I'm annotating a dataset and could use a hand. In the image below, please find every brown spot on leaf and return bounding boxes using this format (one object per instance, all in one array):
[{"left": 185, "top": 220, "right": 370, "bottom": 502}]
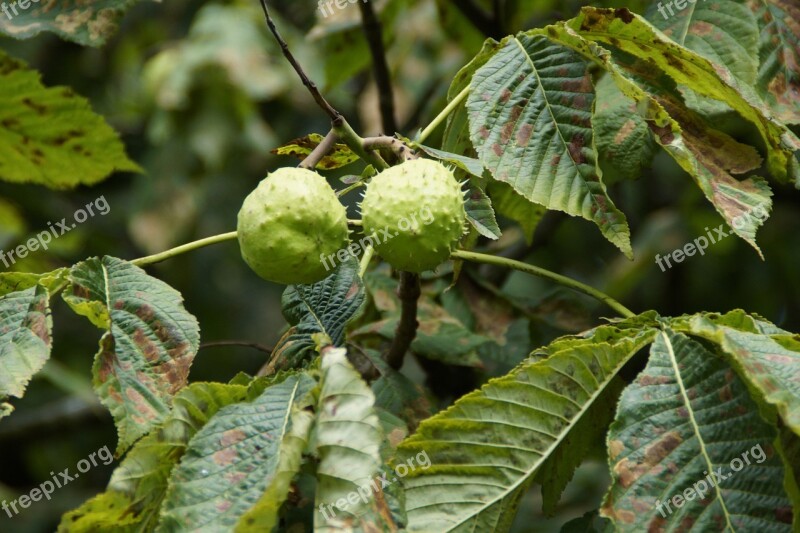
[{"left": 615, "top": 8, "right": 634, "bottom": 23}]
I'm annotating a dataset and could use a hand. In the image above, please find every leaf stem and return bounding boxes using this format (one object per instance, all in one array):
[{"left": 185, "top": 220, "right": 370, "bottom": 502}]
[
  {"left": 131, "top": 231, "right": 238, "bottom": 268},
  {"left": 337, "top": 181, "right": 366, "bottom": 198},
  {"left": 417, "top": 86, "right": 470, "bottom": 144},
  {"left": 450, "top": 249, "right": 635, "bottom": 318}
]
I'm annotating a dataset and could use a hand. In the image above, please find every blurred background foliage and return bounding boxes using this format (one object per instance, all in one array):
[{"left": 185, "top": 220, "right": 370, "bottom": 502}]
[{"left": 0, "top": 0, "right": 798, "bottom": 531}]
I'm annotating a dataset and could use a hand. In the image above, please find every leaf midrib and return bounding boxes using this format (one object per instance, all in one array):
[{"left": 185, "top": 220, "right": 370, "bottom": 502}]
[
  {"left": 440, "top": 337, "right": 652, "bottom": 532},
  {"left": 660, "top": 330, "right": 735, "bottom": 532}
]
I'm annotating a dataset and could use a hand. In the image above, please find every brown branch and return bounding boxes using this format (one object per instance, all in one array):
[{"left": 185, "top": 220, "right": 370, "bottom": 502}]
[
  {"left": 452, "top": 0, "right": 505, "bottom": 39},
  {"left": 358, "top": 0, "right": 397, "bottom": 133},
  {"left": 258, "top": 0, "right": 341, "bottom": 121},
  {"left": 362, "top": 135, "right": 419, "bottom": 163},
  {"left": 384, "top": 272, "right": 421, "bottom": 370},
  {"left": 299, "top": 129, "right": 339, "bottom": 169}
]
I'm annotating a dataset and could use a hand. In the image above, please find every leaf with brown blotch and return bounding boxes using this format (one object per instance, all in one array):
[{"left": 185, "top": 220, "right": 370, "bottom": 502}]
[
  {"left": 272, "top": 133, "right": 359, "bottom": 170},
  {"left": 602, "top": 330, "right": 792, "bottom": 531},
  {"left": 0, "top": 285, "right": 52, "bottom": 399},
  {"left": 63, "top": 257, "right": 200, "bottom": 453}
]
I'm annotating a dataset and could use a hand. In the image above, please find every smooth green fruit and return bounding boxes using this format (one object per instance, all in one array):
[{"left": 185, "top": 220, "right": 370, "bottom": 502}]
[
  {"left": 237, "top": 168, "right": 349, "bottom": 285},
  {"left": 361, "top": 159, "right": 465, "bottom": 273}
]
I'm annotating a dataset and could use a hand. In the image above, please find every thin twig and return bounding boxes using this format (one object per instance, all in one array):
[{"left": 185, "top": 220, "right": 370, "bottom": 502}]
[
  {"left": 299, "top": 130, "right": 339, "bottom": 169},
  {"left": 258, "top": 0, "right": 341, "bottom": 120},
  {"left": 362, "top": 135, "right": 419, "bottom": 162},
  {"left": 452, "top": 0, "right": 504, "bottom": 39},
  {"left": 358, "top": 0, "right": 397, "bottom": 133},
  {"left": 199, "top": 341, "right": 273, "bottom": 354},
  {"left": 385, "top": 272, "right": 421, "bottom": 370},
  {"left": 451, "top": 249, "right": 636, "bottom": 318}
]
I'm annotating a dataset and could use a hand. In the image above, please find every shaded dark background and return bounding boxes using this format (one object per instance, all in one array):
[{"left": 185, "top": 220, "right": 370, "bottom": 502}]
[{"left": 0, "top": 0, "right": 797, "bottom": 531}]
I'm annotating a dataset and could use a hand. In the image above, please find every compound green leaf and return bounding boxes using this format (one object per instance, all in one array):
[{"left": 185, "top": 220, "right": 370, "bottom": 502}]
[
  {"left": 750, "top": 0, "right": 800, "bottom": 124},
  {"left": 314, "top": 347, "right": 386, "bottom": 531},
  {"left": 58, "top": 382, "right": 250, "bottom": 532},
  {"left": 602, "top": 330, "right": 792, "bottom": 531},
  {"left": 467, "top": 33, "right": 633, "bottom": 258},
  {"left": 677, "top": 312, "right": 800, "bottom": 436},
  {"left": 157, "top": 374, "right": 316, "bottom": 531},
  {"left": 566, "top": 7, "right": 800, "bottom": 185},
  {"left": 647, "top": 0, "right": 760, "bottom": 86},
  {"left": 64, "top": 257, "right": 200, "bottom": 453},
  {"left": 0, "top": 285, "right": 52, "bottom": 398},
  {"left": 395, "top": 316, "right": 658, "bottom": 532},
  {"left": 534, "top": 23, "right": 773, "bottom": 254},
  {"left": 267, "top": 257, "right": 365, "bottom": 373},
  {"left": 0, "top": 0, "right": 141, "bottom": 46},
  {"left": 0, "top": 51, "right": 139, "bottom": 188}
]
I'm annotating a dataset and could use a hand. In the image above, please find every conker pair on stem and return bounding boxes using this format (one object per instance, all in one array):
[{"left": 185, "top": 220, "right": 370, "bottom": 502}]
[{"left": 237, "top": 159, "right": 466, "bottom": 285}]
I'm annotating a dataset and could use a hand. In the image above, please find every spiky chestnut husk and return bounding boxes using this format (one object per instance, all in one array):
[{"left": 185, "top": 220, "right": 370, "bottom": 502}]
[
  {"left": 360, "top": 159, "right": 466, "bottom": 273},
  {"left": 237, "top": 168, "right": 349, "bottom": 285}
]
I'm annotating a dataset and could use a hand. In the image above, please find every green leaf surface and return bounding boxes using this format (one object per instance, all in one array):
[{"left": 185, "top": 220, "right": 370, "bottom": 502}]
[
  {"left": 64, "top": 257, "right": 200, "bottom": 453},
  {"left": 268, "top": 257, "right": 366, "bottom": 372},
  {"left": 442, "top": 39, "right": 504, "bottom": 161},
  {"left": 0, "top": 269, "right": 68, "bottom": 298},
  {"left": 58, "top": 382, "right": 250, "bottom": 532},
  {"left": 602, "top": 330, "right": 792, "bottom": 531},
  {"left": 750, "top": 0, "right": 800, "bottom": 124},
  {"left": 0, "top": 0, "right": 140, "bottom": 46},
  {"left": 157, "top": 374, "right": 316, "bottom": 531},
  {"left": 0, "top": 285, "right": 52, "bottom": 398},
  {"left": 272, "top": 133, "right": 359, "bottom": 170},
  {"left": 486, "top": 180, "right": 546, "bottom": 243},
  {"left": 415, "top": 145, "right": 485, "bottom": 179},
  {"left": 566, "top": 7, "right": 800, "bottom": 185},
  {"left": 314, "top": 347, "right": 387, "bottom": 531},
  {"left": 236, "top": 407, "right": 314, "bottom": 532},
  {"left": 593, "top": 75, "right": 655, "bottom": 181},
  {"left": 0, "top": 51, "right": 139, "bottom": 188},
  {"left": 676, "top": 312, "right": 800, "bottom": 435},
  {"left": 464, "top": 186, "right": 502, "bottom": 240},
  {"left": 647, "top": 0, "right": 760, "bottom": 85},
  {"left": 467, "top": 33, "right": 633, "bottom": 258},
  {"left": 58, "top": 492, "right": 140, "bottom": 533},
  {"left": 395, "top": 316, "right": 658, "bottom": 532}
]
